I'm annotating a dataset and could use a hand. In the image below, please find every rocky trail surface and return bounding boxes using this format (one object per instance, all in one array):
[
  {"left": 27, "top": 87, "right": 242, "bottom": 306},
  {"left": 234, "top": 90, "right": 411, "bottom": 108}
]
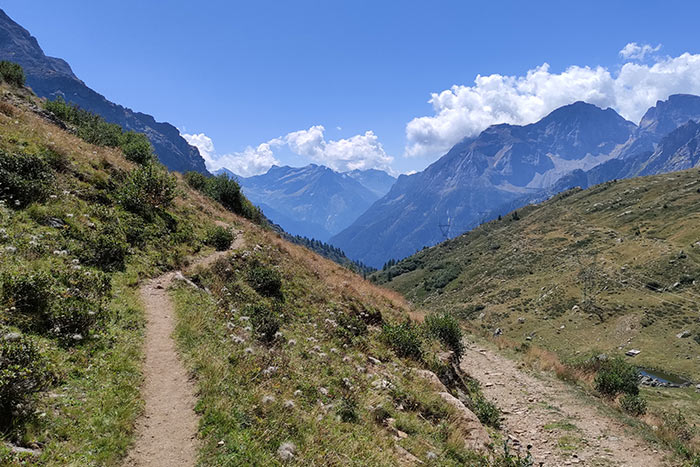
[
  {"left": 460, "top": 343, "right": 670, "bottom": 466},
  {"left": 123, "top": 230, "right": 244, "bottom": 467}
]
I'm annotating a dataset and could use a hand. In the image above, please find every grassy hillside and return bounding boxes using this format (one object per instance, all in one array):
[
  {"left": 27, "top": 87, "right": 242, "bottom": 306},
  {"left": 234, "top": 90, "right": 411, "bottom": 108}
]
[
  {"left": 0, "top": 79, "right": 264, "bottom": 464},
  {"left": 0, "top": 69, "right": 533, "bottom": 466},
  {"left": 373, "top": 169, "right": 700, "bottom": 460},
  {"left": 375, "top": 172, "right": 700, "bottom": 378}
]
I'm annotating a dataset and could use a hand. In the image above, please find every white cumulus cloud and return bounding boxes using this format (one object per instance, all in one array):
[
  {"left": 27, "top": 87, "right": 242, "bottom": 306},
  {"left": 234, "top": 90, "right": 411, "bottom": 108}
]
[
  {"left": 184, "top": 126, "right": 393, "bottom": 176},
  {"left": 619, "top": 42, "right": 661, "bottom": 61},
  {"left": 284, "top": 125, "right": 393, "bottom": 172},
  {"left": 182, "top": 132, "right": 280, "bottom": 177},
  {"left": 405, "top": 50, "right": 700, "bottom": 158}
]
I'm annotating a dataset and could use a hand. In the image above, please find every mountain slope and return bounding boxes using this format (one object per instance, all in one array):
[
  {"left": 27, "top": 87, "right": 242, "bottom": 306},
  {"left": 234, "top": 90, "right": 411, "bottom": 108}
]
[
  {"left": 0, "top": 9, "right": 208, "bottom": 174},
  {"left": 332, "top": 102, "right": 636, "bottom": 267},
  {"left": 375, "top": 169, "right": 700, "bottom": 381},
  {"left": 237, "top": 164, "right": 394, "bottom": 241}
]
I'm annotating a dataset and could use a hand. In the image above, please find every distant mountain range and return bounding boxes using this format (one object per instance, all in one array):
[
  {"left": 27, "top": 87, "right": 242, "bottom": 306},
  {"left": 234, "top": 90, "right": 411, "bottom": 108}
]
[
  {"left": 0, "top": 9, "right": 208, "bottom": 174},
  {"left": 216, "top": 165, "right": 396, "bottom": 241},
  {"left": 331, "top": 95, "right": 700, "bottom": 267}
]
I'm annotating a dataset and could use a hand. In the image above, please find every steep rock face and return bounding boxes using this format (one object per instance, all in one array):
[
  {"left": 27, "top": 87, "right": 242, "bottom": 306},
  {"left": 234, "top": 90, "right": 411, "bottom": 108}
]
[
  {"left": 639, "top": 94, "right": 700, "bottom": 139},
  {"left": 553, "top": 94, "right": 700, "bottom": 192},
  {"left": 639, "top": 120, "right": 700, "bottom": 175},
  {"left": 236, "top": 164, "right": 391, "bottom": 241},
  {"left": 0, "top": 9, "right": 208, "bottom": 174},
  {"left": 331, "top": 103, "right": 636, "bottom": 267}
]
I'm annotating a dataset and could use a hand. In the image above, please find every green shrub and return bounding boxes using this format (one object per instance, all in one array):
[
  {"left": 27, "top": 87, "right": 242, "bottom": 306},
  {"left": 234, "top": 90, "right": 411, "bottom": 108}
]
[
  {"left": 335, "top": 312, "right": 368, "bottom": 342},
  {"left": 44, "top": 98, "right": 122, "bottom": 147},
  {"left": 245, "top": 303, "right": 280, "bottom": 343},
  {"left": 473, "top": 395, "right": 501, "bottom": 429},
  {"left": 620, "top": 393, "right": 647, "bottom": 416},
  {"left": 424, "top": 262, "right": 461, "bottom": 291},
  {"left": 247, "top": 265, "right": 283, "bottom": 299},
  {"left": 0, "top": 150, "right": 55, "bottom": 208},
  {"left": 205, "top": 226, "right": 234, "bottom": 251},
  {"left": 119, "top": 131, "right": 153, "bottom": 165},
  {"left": 336, "top": 395, "right": 359, "bottom": 422},
  {"left": 594, "top": 356, "right": 639, "bottom": 397},
  {"left": 0, "top": 333, "right": 50, "bottom": 429},
  {"left": 382, "top": 320, "right": 423, "bottom": 360},
  {"left": 207, "top": 174, "right": 244, "bottom": 213},
  {"left": 184, "top": 171, "right": 208, "bottom": 191},
  {"left": 1, "top": 270, "right": 55, "bottom": 330},
  {"left": 80, "top": 227, "right": 130, "bottom": 272},
  {"left": 0, "top": 61, "right": 25, "bottom": 87},
  {"left": 118, "top": 164, "right": 177, "bottom": 215},
  {"left": 425, "top": 311, "right": 464, "bottom": 361},
  {"left": 44, "top": 98, "right": 155, "bottom": 163},
  {"left": 48, "top": 297, "right": 99, "bottom": 342}
]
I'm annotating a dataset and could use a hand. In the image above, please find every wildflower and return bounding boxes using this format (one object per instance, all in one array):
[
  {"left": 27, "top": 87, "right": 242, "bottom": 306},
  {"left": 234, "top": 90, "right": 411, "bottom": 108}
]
[
  {"left": 288, "top": 339, "right": 297, "bottom": 346},
  {"left": 283, "top": 400, "right": 295, "bottom": 409},
  {"left": 293, "top": 390, "right": 302, "bottom": 397},
  {"left": 261, "top": 395, "right": 276, "bottom": 404},
  {"left": 244, "top": 347, "right": 254, "bottom": 354},
  {"left": 262, "top": 366, "right": 278, "bottom": 376},
  {"left": 232, "top": 336, "right": 245, "bottom": 344},
  {"left": 318, "top": 387, "right": 329, "bottom": 396}
]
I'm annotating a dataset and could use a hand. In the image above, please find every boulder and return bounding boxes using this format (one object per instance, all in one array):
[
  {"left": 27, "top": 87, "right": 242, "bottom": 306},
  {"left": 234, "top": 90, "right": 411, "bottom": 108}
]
[
  {"left": 411, "top": 368, "right": 448, "bottom": 392},
  {"left": 676, "top": 330, "right": 691, "bottom": 339},
  {"left": 437, "top": 392, "right": 491, "bottom": 452}
]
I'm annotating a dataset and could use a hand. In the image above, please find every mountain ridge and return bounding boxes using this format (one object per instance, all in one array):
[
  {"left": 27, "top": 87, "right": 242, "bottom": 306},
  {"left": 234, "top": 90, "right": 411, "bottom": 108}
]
[
  {"left": 332, "top": 95, "right": 700, "bottom": 267},
  {"left": 226, "top": 164, "right": 396, "bottom": 241},
  {"left": 0, "top": 8, "right": 208, "bottom": 174}
]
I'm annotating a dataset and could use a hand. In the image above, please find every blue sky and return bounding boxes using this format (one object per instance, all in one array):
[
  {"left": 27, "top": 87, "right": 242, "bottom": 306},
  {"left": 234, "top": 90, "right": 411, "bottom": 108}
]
[{"left": 4, "top": 1, "right": 700, "bottom": 175}]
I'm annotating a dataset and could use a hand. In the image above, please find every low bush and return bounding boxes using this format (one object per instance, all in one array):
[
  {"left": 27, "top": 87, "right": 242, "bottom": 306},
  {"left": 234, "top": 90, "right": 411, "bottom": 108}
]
[
  {"left": 119, "top": 131, "right": 153, "bottom": 165},
  {"left": 336, "top": 395, "right": 359, "bottom": 422},
  {"left": 1, "top": 270, "right": 55, "bottom": 330},
  {"left": 184, "top": 171, "right": 208, "bottom": 191},
  {"left": 594, "top": 356, "right": 639, "bottom": 397},
  {"left": 205, "top": 226, "right": 234, "bottom": 251},
  {"left": 44, "top": 98, "right": 155, "bottom": 164},
  {"left": 247, "top": 265, "right": 283, "bottom": 299},
  {"left": 245, "top": 303, "right": 281, "bottom": 343},
  {"left": 382, "top": 320, "right": 423, "bottom": 360},
  {"left": 80, "top": 227, "right": 130, "bottom": 272},
  {"left": 0, "top": 150, "right": 55, "bottom": 208},
  {"left": 473, "top": 395, "right": 501, "bottom": 428},
  {"left": 118, "top": 164, "right": 177, "bottom": 215},
  {"left": 620, "top": 393, "right": 647, "bottom": 416},
  {"left": 2, "top": 268, "right": 109, "bottom": 341},
  {"left": 0, "top": 61, "right": 25, "bottom": 87},
  {"left": 0, "top": 333, "right": 50, "bottom": 429},
  {"left": 425, "top": 311, "right": 464, "bottom": 361}
]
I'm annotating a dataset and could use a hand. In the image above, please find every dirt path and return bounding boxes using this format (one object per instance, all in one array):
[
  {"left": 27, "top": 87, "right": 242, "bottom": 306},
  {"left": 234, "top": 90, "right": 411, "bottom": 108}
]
[
  {"left": 460, "top": 343, "right": 670, "bottom": 466},
  {"left": 123, "top": 231, "right": 244, "bottom": 467}
]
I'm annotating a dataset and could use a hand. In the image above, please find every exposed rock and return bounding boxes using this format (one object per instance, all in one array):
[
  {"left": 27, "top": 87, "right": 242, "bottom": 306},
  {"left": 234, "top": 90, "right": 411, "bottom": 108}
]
[
  {"left": 3, "top": 332, "right": 21, "bottom": 341},
  {"left": 625, "top": 349, "right": 641, "bottom": 357},
  {"left": 493, "top": 328, "right": 503, "bottom": 337},
  {"left": 676, "top": 330, "right": 691, "bottom": 339},
  {"left": 437, "top": 392, "right": 491, "bottom": 452},
  {"left": 411, "top": 368, "right": 448, "bottom": 392},
  {"left": 277, "top": 442, "right": 296, "bottom": 461}
]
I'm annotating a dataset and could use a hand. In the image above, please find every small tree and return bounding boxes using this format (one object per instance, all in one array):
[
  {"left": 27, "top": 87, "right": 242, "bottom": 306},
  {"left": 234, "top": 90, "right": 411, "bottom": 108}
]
[
  {"left": 0, "top": 61, "right": 25, "bottom": 87},
  {"left": 118, "top": 164, "right": 177, "bottom": 215}
]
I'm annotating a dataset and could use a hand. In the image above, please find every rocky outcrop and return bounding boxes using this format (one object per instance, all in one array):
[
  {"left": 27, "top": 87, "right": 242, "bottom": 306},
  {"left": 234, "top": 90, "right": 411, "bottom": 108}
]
[{"left": 437, "top": 392, "right": 491, "bottom": 453}]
